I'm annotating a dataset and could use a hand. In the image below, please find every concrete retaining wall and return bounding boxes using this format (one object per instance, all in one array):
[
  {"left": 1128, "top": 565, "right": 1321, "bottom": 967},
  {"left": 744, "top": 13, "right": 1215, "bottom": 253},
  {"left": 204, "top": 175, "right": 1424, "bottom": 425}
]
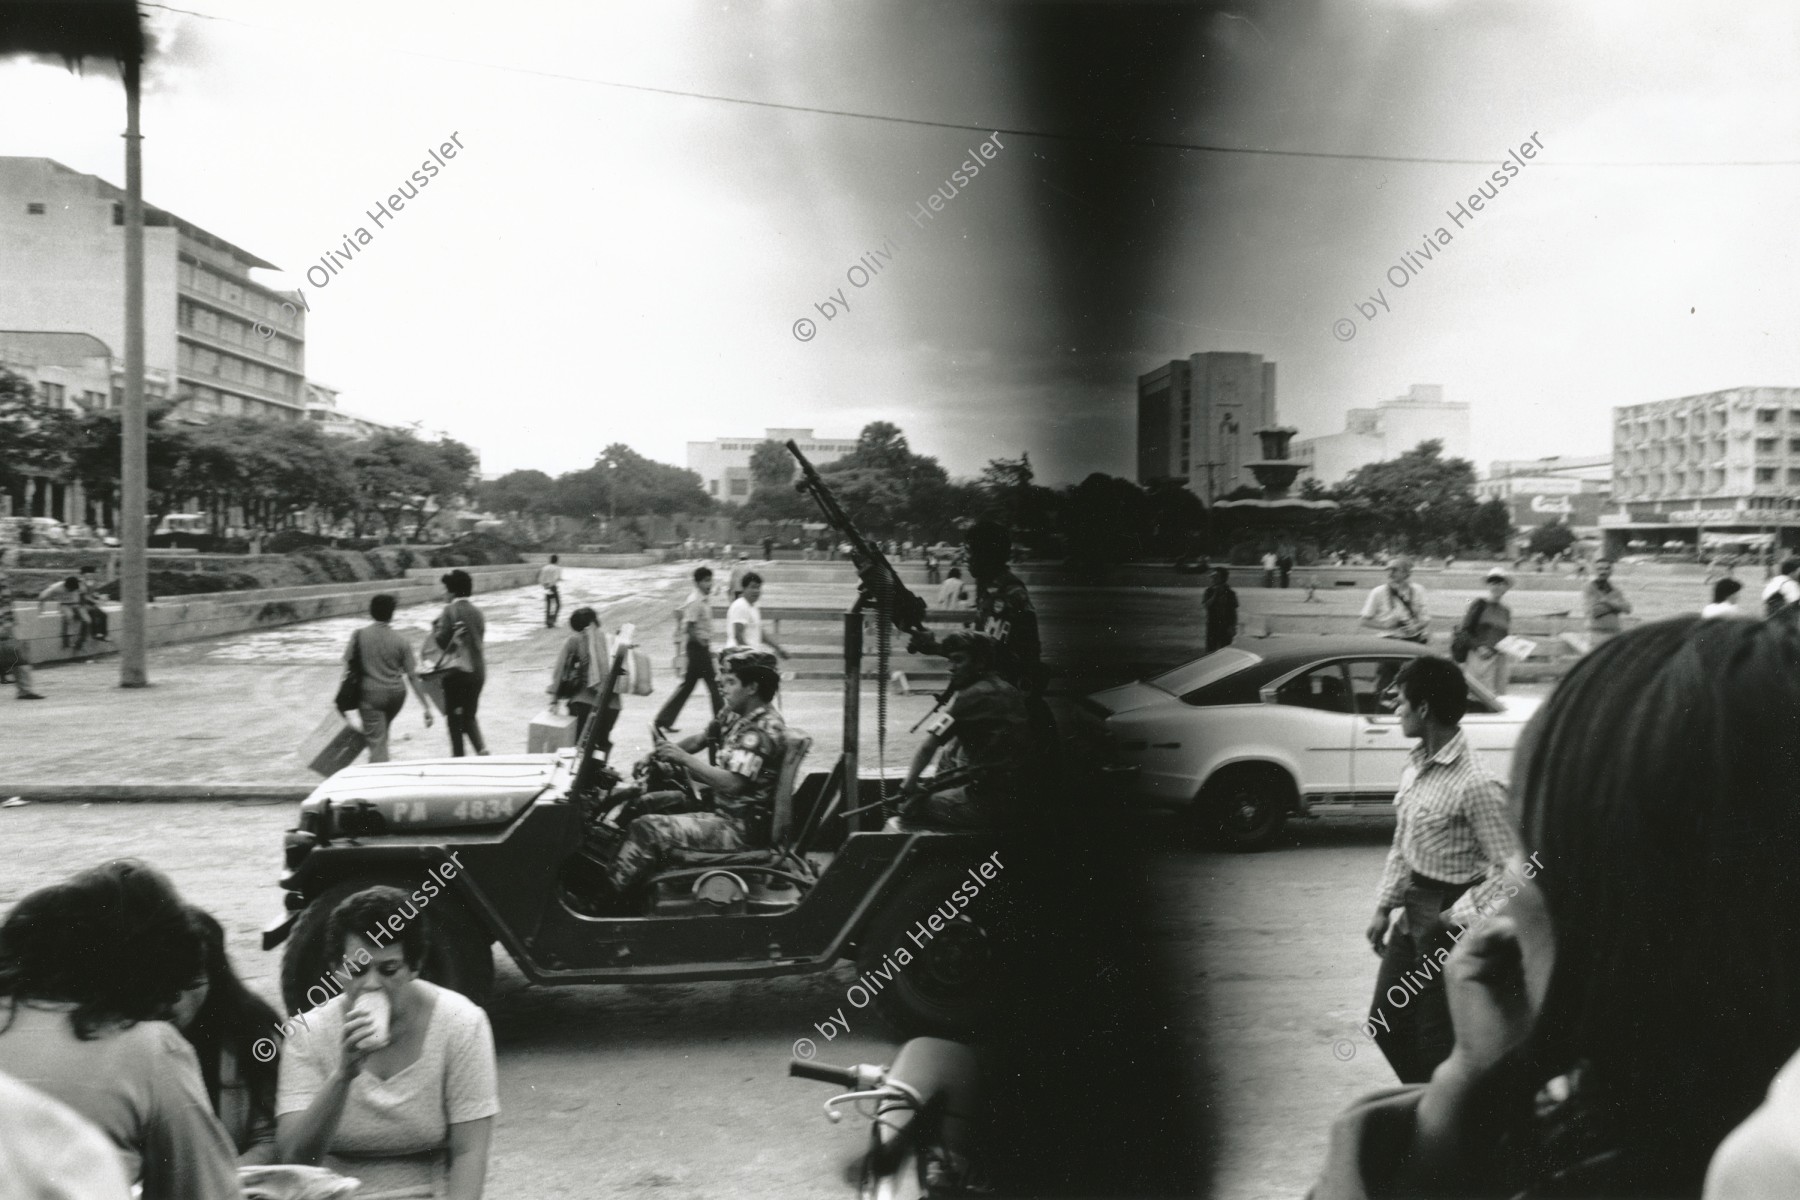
[
  {"left": 15, "top": 564, "right": 541, "bottom": 665},
  {"left": 520, "top": 552, "right": 663, "bottom": 569}
]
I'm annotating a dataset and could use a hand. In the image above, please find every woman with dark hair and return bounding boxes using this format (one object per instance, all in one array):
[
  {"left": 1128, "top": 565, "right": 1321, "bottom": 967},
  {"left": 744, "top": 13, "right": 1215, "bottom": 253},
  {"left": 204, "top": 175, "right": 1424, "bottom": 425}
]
[
  {"left": 430, "top": 570, "right": 488, "bottom": 757},
  {"left": 276, "top": 884, "right": 497, "bottom": 1198},
  {"left": 546, "top": 607, "right": 613, "bottom": 735},
  {"left": 0, "top": 859, "right": 243, "bottom": 1199},
  {"left": 347, "top": 592, "right": 436, "bottom": 764},
  {"left": 173, "top": 907, "right": 281, "bottom": 1163},
  {"left": 1314, "top": 615, "right": 1800, "bottom": 1198}
]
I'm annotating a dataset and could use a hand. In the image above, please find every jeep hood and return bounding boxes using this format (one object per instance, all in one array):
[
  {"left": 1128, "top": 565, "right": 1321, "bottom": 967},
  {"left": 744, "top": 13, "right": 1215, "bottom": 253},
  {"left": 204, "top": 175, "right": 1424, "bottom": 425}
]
[{"left": 301, "top": 754, "right": 569, "bottom": 814}]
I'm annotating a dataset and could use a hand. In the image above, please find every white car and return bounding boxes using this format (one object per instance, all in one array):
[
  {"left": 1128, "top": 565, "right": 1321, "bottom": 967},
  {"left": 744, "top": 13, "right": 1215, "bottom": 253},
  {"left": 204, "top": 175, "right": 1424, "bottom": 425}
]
[{"left": 1080, "top": 636, "right": 1541, "bottom": 850}]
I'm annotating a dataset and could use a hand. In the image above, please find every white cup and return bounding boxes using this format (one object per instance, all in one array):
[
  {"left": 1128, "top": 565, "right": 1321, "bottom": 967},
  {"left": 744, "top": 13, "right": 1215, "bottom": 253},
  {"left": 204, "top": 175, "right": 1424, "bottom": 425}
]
[{"left": 350, "top": 989, "right": 391, "bottom": 1050}]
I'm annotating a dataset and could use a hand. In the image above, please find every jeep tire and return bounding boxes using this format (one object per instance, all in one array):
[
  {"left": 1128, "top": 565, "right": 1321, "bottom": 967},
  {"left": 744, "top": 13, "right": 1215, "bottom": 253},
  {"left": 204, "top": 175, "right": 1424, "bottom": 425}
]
[
  {"left": 856, "top": 865, "right": 1005, "bottom": 1038},
  {"left": 281, "top": 877, "right": 495, "bottom": 1015}
]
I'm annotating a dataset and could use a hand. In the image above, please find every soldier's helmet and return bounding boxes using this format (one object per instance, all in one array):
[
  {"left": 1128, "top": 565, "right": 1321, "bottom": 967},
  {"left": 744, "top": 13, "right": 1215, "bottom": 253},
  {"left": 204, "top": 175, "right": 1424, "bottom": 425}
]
[{"left": 720, "top": 646, "right": 781, "bottom": 695}]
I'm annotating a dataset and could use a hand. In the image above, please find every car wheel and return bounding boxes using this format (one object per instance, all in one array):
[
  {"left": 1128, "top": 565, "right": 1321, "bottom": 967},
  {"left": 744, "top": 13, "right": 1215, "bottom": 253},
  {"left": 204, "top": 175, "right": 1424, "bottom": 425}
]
[
  {"left": 281, "top": 878, "right": 495, "bottom": 1016},
  {"left": 1198, "top": 766, "right": 1292, "bottom": 852},
  {"left": 856, "top": 865, "right": 1008, "bottom": 1038}
]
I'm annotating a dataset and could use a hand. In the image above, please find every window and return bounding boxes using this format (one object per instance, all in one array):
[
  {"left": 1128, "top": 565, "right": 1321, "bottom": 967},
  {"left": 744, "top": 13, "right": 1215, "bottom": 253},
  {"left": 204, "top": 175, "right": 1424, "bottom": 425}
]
[
  {"left": 708, "top": 480, "right": 719, "bottom": 495},
  {"left": 26, "top": 202, "right": 45, "bottom": 215},
  {"left": 729, "top": 478, "right": 748, "bottom": 497},
  {"left": 1788, "top": 469, "right": 1800, "bottom": 486},
  {"left": 1275, "top": 664, "right": 1353, "bottom": 714},
  {"left": 1344, "top": 660, "right": 1405, "bottom": 716},
  {"left": 1758, "top": 468, "right": 1777, "bottom": 483},
  {"left": 1758, "top": 439, "right": 1778, "bottom": 454},
  {"left": 1759, "top": 409, "right": 1779, "bottom": 424},
  {"left": 1789, "top": 439, "right": 1800, "bottom": 454}
]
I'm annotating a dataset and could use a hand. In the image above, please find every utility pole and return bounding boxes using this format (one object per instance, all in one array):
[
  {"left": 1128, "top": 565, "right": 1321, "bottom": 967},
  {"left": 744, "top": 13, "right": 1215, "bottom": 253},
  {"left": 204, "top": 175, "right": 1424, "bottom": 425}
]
[{"left": 119, "top": 49, "right": 148, "bottom": 686}]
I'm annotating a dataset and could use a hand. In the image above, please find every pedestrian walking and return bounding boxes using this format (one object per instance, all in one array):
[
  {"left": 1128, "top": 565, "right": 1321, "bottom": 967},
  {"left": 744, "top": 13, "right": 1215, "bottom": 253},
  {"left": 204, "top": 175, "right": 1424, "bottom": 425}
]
[
  {"left": 655, "top": 565, "right": 722, "bottom": 732},
  {"left": 539, "top": 553, "right": 563, "bottom": 627},
  {"left": 548, "top": 607, "right": 611, "bottom": 734},
  {"left": 937, "top": 567, "right": 969, "bottom": 610},
  {"left": 344, "top": 593, "right": 435, "bottom": 763},
  {"left": 1582, "top": 560, "right": 1633, "bottom": 648},
  {"left": 1277, "top": 551, "right": 1293, "bottom": 589},
  {"left": 1761, "top": 555, "right": 1800, "bottom": 617},
  {"left": 1359, "top": 557, "right": 1430, "bottom": 643},
  {"left": 1202, "top": 567, "right": 1238, "bottom": 653},
  {"left": 0, "top": 546, "right": 44, "bottom": 699},
  {"left": 1703, "top": 577, "right": 1750, "bottom": 619},
  {"left": 1364, "top": 656, "right": 1522, "bottom": 1084},
  {"left": 924, "top": 548, "right": 940, "bottom": 586},
  {"left": 727, "top": 552, "right": 752, "bottom": 600},
  {"left": 725, "top": 572, "right": 792, "bottom": 661},
  {"left": 1453, "top": 569, "right": 1514, "bottom": 695},
  {"left": 1261, "top": 550, "right": 1278, "bottom": 588},
  {"left": 429, "top": 570, "right": 488, "bottom": 756}
]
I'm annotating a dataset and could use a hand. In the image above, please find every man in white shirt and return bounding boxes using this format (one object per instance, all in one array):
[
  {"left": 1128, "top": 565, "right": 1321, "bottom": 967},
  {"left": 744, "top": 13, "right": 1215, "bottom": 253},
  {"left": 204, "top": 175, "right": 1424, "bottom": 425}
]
[
  {"left": 1360, "top": 557, "right": 1430, "bottom": 644},
  {"left": 725, "top": 573, "right": 791, "bottom": 659},
  {"left": 937, "top": 567, "right": 969, "bottom": 610},
  {"left": 1762, "top": 556, "right": 1800, "bottom": 617},
  {"left": 539, "top": 554, "right": 564, "bottom": 628}
]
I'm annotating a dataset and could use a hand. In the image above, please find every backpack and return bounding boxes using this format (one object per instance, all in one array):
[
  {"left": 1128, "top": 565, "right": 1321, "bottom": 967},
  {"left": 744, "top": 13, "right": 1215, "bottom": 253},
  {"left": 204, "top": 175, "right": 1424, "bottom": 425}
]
[{"left": 1451, "top": 599, "right": 1486, "bottom": 664}]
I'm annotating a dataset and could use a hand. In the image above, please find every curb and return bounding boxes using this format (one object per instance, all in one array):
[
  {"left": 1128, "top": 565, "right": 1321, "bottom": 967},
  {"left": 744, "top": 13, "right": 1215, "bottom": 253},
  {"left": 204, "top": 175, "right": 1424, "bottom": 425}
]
[{"left": 0, "top": 784, "right": 313, "bottom": 804}]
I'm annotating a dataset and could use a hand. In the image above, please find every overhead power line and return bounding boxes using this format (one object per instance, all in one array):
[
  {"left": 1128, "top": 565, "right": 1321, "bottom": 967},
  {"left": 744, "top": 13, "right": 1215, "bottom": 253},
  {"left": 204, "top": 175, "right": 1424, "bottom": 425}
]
[{"left": 135, "top": 2, "right": 1800, "bottom": 168}]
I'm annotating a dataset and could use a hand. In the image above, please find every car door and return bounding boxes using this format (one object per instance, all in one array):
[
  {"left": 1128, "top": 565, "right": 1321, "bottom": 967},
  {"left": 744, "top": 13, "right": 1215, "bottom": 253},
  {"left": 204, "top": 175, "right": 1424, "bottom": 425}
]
[
  {"left": 1265, "top": 661, "right": 1355, "bottom": 792},
  {"left": 1346, "top": 657, "right": 1412, "bottom": 794}
]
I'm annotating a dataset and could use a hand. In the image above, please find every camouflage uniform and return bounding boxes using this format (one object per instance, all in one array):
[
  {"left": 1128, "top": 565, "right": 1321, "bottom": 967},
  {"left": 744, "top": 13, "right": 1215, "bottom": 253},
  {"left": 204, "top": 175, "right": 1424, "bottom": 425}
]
[
  {"left": 606, "top": 702, "right": 788, "bottom": 892},
  {"left": 906, "top": 674, "right": 1032, "bottom": 829}
]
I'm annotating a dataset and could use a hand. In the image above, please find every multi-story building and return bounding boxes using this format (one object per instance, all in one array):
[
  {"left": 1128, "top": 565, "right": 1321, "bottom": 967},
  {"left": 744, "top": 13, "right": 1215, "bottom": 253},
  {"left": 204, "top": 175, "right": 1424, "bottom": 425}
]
[
  {"left": 687, "top": 427, "right": 857, "bottom": 502},
  {"left": 1603, "top": 387, "right": 1800, "bottom": 556},
  {"left": 1136, "top": 351, "right": 1278, "bottom": 498},
  {"left": 0, "top": 157, "right": 306, "bottom": 424},
  {"left": 304, "top": 382, "right": 406, "bottom": 440},
  {"left": 1476, "top": 455, "right": 1611, "bottom": 536},
  {"left": 1293, "top": 384, "right": 1471, "bottom": 485},
  {"left": 0, "top": 330, "right": 175, "bottom": 526}
]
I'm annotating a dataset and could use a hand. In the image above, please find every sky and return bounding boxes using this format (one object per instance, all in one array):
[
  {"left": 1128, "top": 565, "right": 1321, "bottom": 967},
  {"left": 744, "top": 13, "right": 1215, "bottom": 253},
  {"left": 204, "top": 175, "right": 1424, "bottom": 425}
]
[{"left": 3, "top": 1, "right": 1799, "bottom": 487}]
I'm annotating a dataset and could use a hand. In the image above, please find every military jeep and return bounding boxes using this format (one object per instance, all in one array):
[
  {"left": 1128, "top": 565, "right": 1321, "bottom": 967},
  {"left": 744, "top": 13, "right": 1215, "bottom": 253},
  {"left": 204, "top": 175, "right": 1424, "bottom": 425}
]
[{"left": 263, "top": 624, "right": 1012, "bottom": 1037}]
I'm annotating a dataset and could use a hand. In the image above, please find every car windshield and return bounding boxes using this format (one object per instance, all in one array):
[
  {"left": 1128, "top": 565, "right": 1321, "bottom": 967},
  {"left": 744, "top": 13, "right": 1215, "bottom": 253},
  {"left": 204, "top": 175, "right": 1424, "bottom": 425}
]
[{"left": 1148, "top": 647, "right": 1260, "bottom": 696}]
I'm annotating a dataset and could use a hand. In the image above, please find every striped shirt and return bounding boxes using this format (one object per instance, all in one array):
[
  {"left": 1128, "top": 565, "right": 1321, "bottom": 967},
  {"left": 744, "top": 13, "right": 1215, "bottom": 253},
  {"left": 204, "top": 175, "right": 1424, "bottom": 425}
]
[{"left": 1374, "top": 729, "right": 1522, "bottom": 924}]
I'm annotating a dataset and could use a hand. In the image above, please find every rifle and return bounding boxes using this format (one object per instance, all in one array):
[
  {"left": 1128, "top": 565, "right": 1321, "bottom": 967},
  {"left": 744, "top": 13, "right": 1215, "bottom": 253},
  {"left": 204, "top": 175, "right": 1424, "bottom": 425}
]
[
  {"left": 570, "top": 622, "right": 636, "bottom": 797},
  {"left": 786, "top": 441, "right": 929, "bottom": 637}
]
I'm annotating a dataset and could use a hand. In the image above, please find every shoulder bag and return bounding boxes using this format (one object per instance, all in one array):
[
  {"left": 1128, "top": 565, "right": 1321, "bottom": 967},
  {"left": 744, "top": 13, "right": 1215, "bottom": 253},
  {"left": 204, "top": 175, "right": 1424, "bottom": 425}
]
[
  {"left": 1451, "top": 599, "right": 1486, "bottom": 664},
  {"left": 334, "top": 629, "right": 364, "bottom": 713}
]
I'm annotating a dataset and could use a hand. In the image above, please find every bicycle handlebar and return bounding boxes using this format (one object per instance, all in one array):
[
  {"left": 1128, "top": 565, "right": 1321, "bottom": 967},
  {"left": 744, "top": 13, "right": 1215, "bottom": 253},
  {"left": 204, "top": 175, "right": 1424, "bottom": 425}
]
[{"left": 789, "top": 1059, "right": 860, "bottom": 1087}]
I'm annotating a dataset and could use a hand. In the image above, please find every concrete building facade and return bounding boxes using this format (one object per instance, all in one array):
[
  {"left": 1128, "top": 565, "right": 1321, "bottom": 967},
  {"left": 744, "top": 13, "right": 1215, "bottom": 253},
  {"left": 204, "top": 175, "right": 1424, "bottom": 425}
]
[
  {"left": 304, "top": 382, "right": 406, "bottom": 440},
  {"left": 1602, "top": 387, "right": 1800, "bottom": 555},
  {"left": 1293, "top": 384, "right": 1470, "bottom": 485},
  {"left": 686, "top": 427, "right": 857, "bottom": 502},
  {"left": 0, "top": 157, "right": 306, "bottom": 424},
  {"left": 1136, "top": 351, "right": 1278, "bottom": 498}
]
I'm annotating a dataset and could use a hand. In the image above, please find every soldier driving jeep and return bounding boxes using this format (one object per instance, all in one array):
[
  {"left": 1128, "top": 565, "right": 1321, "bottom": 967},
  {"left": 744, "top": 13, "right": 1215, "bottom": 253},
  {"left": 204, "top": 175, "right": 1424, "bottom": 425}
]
[{"left": 567, "top": 647, "right": 788, "bottom": 913}]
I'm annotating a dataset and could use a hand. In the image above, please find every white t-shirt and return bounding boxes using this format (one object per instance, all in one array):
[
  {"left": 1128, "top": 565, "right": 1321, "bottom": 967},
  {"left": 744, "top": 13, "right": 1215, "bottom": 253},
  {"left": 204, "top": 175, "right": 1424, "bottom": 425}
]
[
  {"left": 1761, "top": 576, "right": 1799, "bottom": 609},
  {"left": 1702, "top": 600, "right": 1751, "bottom": 619},
  {"left": 725, "top": 596, "right": 762, "bottom": 649},
  {"left": 937, "top": 577, "right": 968, "bottom": 609},
  {"left": 538, "top": 563, "right": 562, "bottom": 587}
]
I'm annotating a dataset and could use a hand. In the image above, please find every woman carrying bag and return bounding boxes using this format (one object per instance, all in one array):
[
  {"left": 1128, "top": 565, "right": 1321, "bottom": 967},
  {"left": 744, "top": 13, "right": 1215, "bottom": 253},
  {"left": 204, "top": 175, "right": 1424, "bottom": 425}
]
[
  {"left": 341, "top": 593, "right": 435, "bottom": 764},
  {"left": 429, "top": 570, "right": 489, "bottom": 757},
  {"left": 1453, "top": 568, "right": 1514, "bottom": 695},
  {"left": 547, "top": 607, "right": 616, "bottom": 737}
]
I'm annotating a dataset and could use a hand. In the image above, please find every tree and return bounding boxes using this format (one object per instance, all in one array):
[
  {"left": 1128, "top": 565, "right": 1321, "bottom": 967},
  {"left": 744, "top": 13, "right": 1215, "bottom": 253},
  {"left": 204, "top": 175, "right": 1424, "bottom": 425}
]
[
  {"left": 346, "top": 431, "right": 478, "bottom": 539},
  {"left": 476, "top": 469, "right": 555, "bottom": 518},
  {"left": 1333, "top": 440, "right": 1481, "bottom": 553},
  {"left": 1060, "top": 473, "right": 1150, "bottom": 570},
  {"left": 1466, "top": 498, "right": 1514, "bottom": 555},
  {"left": 749, "top": 440, "right": 795, "bottom": 495},
  {"left": 0, "top": 370, "right": 80, "bottom": 503},
  {"left": 1525, "top": 521, "right": 1575, "bottom": 559},
  {"left": 68, "top": 399, "right": 194, "bottom": 532},
  {"left": 830, "top": 421, "right": 912, "bottom": 472}
]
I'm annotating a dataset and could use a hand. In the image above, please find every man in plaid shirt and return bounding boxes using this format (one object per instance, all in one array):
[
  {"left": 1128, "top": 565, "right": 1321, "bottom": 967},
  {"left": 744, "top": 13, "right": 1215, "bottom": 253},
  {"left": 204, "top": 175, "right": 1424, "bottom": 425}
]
[{"left": 1364, "top": 655, "right": 1521, "bottom": 1083}]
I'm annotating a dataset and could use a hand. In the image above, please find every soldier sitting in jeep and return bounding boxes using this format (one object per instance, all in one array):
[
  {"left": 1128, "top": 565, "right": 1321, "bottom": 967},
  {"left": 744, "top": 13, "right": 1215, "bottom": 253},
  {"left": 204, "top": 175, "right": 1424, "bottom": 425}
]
[{"left": 571, "top": 647, "right": 788, "bottom": 911}]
